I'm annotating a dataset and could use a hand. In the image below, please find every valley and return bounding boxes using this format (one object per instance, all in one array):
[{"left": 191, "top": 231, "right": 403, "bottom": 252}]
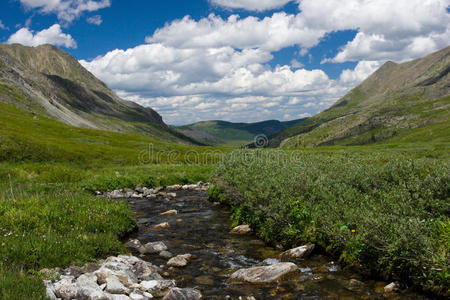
[{"left": 0, "top": 44, "right": 448, "bottom": 299}]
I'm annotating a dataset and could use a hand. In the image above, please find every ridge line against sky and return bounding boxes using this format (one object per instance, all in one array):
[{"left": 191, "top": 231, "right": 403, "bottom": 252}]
[{"left": 0, "top": 0, "right": 449, "bottom": 125}]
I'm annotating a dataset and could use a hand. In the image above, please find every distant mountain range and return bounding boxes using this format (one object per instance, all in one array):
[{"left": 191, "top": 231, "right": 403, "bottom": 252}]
[
  {"left": 176, "top": 119, "right": 304, "bottom": 146},
  {"left": 269, "top": 46, "right": 450, "bottom": 148},
  {"left": 0, "top": 44, "right": 198, "bottom": 144}
]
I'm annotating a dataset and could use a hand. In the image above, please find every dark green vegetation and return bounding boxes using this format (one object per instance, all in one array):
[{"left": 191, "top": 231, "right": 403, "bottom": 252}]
[
  {"left": 0, "top": 43, "right": 197, "bottom": 144},
  {"left": 211, "top": 150, "right": 449, "bottom": 296},
  {"left": 176, "top": 119, "right": 303, "bottom": 146},
  {"left": 0, "top": 101, "right": 220, "bottom": 298},
  {"left": 269, "top": 46, "right": 450, "bottom": 148}
]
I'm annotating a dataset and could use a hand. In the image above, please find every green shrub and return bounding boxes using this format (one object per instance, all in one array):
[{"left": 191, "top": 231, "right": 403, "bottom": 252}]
[{"left": 213, "top": 150, "right": 450, "bottom": 295}]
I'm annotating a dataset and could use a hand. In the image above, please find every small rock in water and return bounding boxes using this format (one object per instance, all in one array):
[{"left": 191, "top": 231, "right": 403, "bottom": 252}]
[
  {"left": 131, "top": 193, "right": 144, "bottom": 199},
  {"left": 159, "top": 251, "right": 174, "bottom": 258},
  {"left": 160, "top": 210, "right": 178, "bottom": 216},
  {"left": 230, "top": 225, "right": 252, "bottom": 235},
  {"left": 153, "top": 222, "right": 170, "bottom": 230},
  {"left": 349, "top": 278, "right": 364, "bottom": 287},
  {"left": 140, "top": 280, "right": 176, "bottom": 292},
  {"left": 167, "top": 254, "right": 192, "bottom": 267},
  {"left": 166, "top": 185, "right": 182, "bottom": 191},
  {"left": 229, "top": 262, "right": 299, "bottom": 284},
  {"left": 145, "top": 241, "right": 168, "bottom": 254},
  {"left": 384, "top": 282, "right": 401, "bottom": 293},
  {"left": 279, "top": 244, "right": 315, "bottom": 261},
  {"left": 162, "top": 287, "right": 202, "bottom": 300},
  {"left": 125, "top": 239, "right": 147, "bottom": 254},
  {"left": 166, "top": 193, "right": 177, "bottom": 199}
]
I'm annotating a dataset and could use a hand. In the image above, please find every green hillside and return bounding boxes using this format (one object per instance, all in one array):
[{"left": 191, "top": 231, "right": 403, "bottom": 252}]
[
  {"left": 0, "top": 44, "right": 197, "bottom": 144},
  {"left": 269, "top": 46, "right": 450, "bottom": 148},
  {"left": 177, "top": 119, "right": 303, "bottom": 146}
]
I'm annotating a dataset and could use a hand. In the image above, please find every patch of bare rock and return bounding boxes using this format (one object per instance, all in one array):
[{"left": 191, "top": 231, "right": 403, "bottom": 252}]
[
  {"left": 229, "top": 262, "right": 299, "bottom": 284},
  {"left": 44, "top": 255, "right": 188, "bottom": 300},
  {"left": 104, "top": 182, "right": 209, "bottom": 199},
  {"left": 229, "top": 225, "right": 252, "bottom": 235}
]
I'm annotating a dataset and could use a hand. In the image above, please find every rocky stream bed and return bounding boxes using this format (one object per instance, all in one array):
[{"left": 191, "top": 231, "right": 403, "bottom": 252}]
[{"left": 43, "top": 183, "right": 429, "bottom": 299}]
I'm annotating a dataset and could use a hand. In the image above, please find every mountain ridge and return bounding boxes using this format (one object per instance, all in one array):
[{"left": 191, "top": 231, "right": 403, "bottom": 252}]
[
  {"left": 269, "top": 46, "right": 450, "bottom": 148},
  {"left": 177, "top": 119, "right": 304, "bottom": 146},
  {"left": 0, "top": 43, "right": 197, "bottom": 144}
]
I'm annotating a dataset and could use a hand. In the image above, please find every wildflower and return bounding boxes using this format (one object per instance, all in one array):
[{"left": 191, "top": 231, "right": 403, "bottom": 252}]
[{"left": 351, "top": 229, "right": 356, "bottom": 233}]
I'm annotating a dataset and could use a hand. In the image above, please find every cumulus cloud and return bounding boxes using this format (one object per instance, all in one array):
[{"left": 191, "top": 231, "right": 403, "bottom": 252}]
[
  {"left": 210, "top": 0, "right": 293, "bottom": 11},
  {"left": 339, "top": 60, "right": 384, "bottom": 86},
  {"left": 147, "top": 13, "right": 326, "bottom": 52},
  {"left": 7, "top": 24, "right": 77, "bottom": 48},
  {"left": 300, "top": 0, "right": 450, "bottom": 62},
  {"left": 86, "top": 15, "right": 103, "bottom": 25},
  {"left": 20, "top": 0, "right": 110, "bottom": 23},
  {"left": 81, "top": 0, "right": 450, "bottom": 124}
]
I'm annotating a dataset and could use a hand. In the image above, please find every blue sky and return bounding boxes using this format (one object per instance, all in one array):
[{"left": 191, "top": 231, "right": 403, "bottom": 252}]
[{"left": 0, "top": 0, "right": 449, "bottom": 125}]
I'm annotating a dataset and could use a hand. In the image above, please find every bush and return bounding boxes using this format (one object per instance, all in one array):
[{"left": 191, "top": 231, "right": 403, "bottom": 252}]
[{"left": 213, "top": 150, "right": 450, "bottom": 296}]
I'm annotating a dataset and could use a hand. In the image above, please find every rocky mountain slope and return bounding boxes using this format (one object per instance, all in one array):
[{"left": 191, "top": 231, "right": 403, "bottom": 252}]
[
  {"left": 176, "top": 119, "right": 304, "bottom": 146},
  {"left": 0, "top": 44, "right": 196, "bottom": 144},
  {"left": 269, "top": 46, "right": 450, "bottom": 148}
]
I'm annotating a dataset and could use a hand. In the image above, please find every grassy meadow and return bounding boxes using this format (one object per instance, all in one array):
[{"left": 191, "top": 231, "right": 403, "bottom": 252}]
[
  {"left": 0, "top": 101, "right": 448, "bottom": 298},
  {"left": 0, "top": 102, "right": 221, "bottom": 299}
]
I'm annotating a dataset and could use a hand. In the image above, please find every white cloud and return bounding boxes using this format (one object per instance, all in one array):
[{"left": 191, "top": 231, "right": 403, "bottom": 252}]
[
  {"left": 299, "top": 0, "right": 450, "bottom": 63},
  {"left": 0, "top": 19, "right": 8, "bottom": 30},
  {"left": 20, "top": 0, "right": 110, "bottom": 23},
  {"left": 86, "top": 15, "right": 103, "bottom": 26},
  {"left": 146, "top": 13, "right": 326, "bottom": 52},
  {"left": 339, "top": 60, "right": 384, "bottom": 86},
  {"left": 290, "top": 59, "right": 304, "bottom": 68},
  {"left": 81, "top": 0, "right": 450, "bottom": 124},
  {"left": 210, "top": 0, "right": 293, "bottom": 11},
  {"left": 7, "top": 24, "right": 77, "bottom": 48}
]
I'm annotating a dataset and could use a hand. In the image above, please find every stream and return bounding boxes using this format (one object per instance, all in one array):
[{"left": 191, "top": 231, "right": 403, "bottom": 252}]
[{"left": 125, "top": 188, "right": 429, "bottom": 299}]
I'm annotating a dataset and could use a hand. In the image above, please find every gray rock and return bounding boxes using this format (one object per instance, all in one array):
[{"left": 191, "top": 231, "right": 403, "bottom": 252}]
[
  {"left": 125, "top": 239, "right": 147, "bottom": 254},
  {"left": 54, "top": 275, "right": 77, "bottom": 299},
  {"left": 117, "top": 255, "right": 141, "bottom": 265},
  {"left": 153, "top": 222, "right": 170, "bottom": 230},
  {"left": 159, "top": 251, "right": 174, "bottom": 258},
  {"left": 279, "top": 244, "right": 315, "bottom": 261},
  {"left": 109, "top": 190, "right": 125, "bottom": 199},
  {"left": 162, "top": 287, "right": 202, "bottom": 300},
  {"left": 133, "top": 261, "right": 163, "bottom": 281},
  {"left": 167, "top": 254, "right": 192, "bottom": 267},
  {"left": 160, "top": 210, "right": 178, "bottom": 216},
  {"left": 82, "top": 263, "right": 102, "bottom": 273},
  {"left": 144, "top": 241, "right": 168, "bottom": 253},
  {"left": 76, "top": 273, "right": 108, "bottom": 299},
  {"left": 384, "top": 282, "right": 401, "bottom": 293},
  {"left": 106, "top": 275, "right": 128, "bottom": 294},
  {"left": 166, "top": 185, "right": 182, "bottom": 191},
  {"left": 229, "top": 262, "right": 299, "bottom": 284},
  {"left": 129, "top": 293, "right": 146, "bottom": 300},
  {"left": 95, "top": 264, "right": 137, "bottom": 288},
  {"left": 229, "top": 225, "right": 252, "bottom": 235},
  {"left": 44, "top": 280, "right": 57, "bottom": 300},
  {"left": 109, "top": 294, "right": 132, "bottom": 300},
  {"left": 166, "top": 193, "right": 177, "bottom": 199},
  {"left": 140, "top": 280, "right": 176, "bottom": 292}
]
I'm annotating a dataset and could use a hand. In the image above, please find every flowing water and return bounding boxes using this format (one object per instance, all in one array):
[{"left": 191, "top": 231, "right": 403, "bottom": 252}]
[{"left": 125, "top": 189, "right": 429, "bottom": 299}]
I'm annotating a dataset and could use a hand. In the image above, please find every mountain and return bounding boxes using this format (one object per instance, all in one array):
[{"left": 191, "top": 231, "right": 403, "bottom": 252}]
[
  {"left": 176, "top": 119, "right": 304, "bottom": 146},
  {"left": 0, "top": 44, "right": 197, "bottom": 144},
  {"left": 269, "top": 46, "right": 450, "bottom": 148}
]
